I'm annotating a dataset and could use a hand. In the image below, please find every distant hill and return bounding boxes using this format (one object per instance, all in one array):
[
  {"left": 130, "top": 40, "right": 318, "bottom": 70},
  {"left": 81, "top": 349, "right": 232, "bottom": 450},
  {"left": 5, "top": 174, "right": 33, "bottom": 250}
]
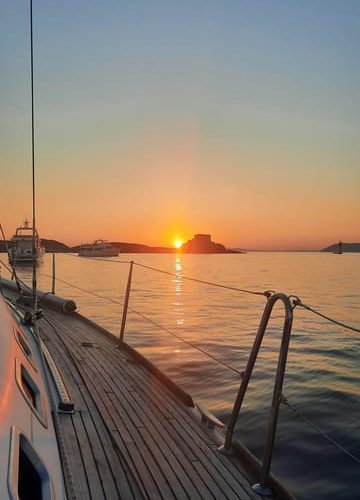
[
  {"left": 42, "top": 239, "right": 70, "bottom": 253},
  {"left": 70, "top": 242, "right": 177, "bottom": 254},
  {"left": 321, "top": 242, "right": 360, "bottom": 253}
]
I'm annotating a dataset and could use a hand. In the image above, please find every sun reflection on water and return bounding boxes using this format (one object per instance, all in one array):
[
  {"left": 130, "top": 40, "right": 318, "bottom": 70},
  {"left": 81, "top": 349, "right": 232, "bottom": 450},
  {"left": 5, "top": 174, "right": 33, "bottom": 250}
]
[{"left": 172, "top": 256, "right": 184, "bottom": 349}]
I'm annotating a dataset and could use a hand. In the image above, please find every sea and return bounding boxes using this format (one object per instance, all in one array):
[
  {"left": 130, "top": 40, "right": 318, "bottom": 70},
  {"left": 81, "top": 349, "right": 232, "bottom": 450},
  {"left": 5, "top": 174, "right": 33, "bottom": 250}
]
[{"left": 2, "top": 251, "right": 359, "bottom": 500}]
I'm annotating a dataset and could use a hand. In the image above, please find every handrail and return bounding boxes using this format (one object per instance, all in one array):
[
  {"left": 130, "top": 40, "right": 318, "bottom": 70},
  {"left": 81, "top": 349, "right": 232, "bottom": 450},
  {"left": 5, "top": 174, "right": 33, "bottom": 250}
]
[{"left": 219, "top": 292, "right": 294, "bottom": 494}]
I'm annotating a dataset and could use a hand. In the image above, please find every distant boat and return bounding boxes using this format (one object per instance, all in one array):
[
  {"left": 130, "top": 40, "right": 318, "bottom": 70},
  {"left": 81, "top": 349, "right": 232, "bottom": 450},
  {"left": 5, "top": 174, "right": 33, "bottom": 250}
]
[
  {"left": 9, "top": 219, "right": 45, "bottom": 264},
  {"left": 78, "top": 239, "right": 119, "bottom": 257},
  {"left": 333, "top": 241, "right": 343, "bottom": 254}
]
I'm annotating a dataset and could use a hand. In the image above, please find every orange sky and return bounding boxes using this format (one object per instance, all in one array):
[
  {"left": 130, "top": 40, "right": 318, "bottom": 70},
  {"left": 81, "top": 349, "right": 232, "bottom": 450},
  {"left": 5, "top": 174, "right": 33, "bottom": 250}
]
[{"left": 1, "top": 1, "right": 359, "bottom": 250}]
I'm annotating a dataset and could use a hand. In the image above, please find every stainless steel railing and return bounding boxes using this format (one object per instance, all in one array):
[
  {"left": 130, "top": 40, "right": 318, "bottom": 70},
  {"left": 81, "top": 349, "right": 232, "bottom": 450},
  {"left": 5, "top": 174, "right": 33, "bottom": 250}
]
[{"left": 219, "top": 292, "right": 294, "bottom": 494}]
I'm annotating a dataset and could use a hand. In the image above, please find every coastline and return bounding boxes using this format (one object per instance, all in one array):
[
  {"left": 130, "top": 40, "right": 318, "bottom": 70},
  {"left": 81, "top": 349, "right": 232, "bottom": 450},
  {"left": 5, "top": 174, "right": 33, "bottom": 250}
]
[{"left": 1, "top": 239, "right": 359, "bottom": 254}]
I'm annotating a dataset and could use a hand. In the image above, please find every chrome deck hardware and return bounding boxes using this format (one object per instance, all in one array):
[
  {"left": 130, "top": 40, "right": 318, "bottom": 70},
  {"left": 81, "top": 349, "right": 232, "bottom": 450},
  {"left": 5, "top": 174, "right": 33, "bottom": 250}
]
[{"left": 218, "top": 292, "right": 294, "bottom": 494}]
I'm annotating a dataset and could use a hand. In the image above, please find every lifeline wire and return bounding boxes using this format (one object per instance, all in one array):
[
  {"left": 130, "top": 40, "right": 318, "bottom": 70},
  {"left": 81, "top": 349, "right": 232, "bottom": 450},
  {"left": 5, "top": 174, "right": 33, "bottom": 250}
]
[
  {"left": 65, "top": 254, "right": 269, "bottom": 297},
  {"left": 64, "top": 255, "right": 360, "bottom": 332},
  {"left": 280, "top": 394, "right": 360, "bottom": 466},
  {"left": 7, "top": 260, "right": 360, "bottom": 466},
  {"left": 126, "top": 306, "right": 244, "bottom": 377},
  {"left": 27, "top": 270, "right": 360, "bottom": 466},
  {"left": 133, "top": 261, "right": 268, "bottom": 297},
  {"left": 293, "top": 299, "right": 360, "bottom": 333},
  {"left": 4, "top": 258, "right": 360, "bottom": 334},
  {"left": 36, "top": 272, "right": 244, "bottom": 376}
]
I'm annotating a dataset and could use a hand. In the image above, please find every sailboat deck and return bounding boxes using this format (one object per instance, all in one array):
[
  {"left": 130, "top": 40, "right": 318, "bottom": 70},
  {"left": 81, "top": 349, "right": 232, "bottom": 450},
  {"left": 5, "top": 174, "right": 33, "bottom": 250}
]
[{"left": 38, "top": 307, "right": 265, "bottom": 500}]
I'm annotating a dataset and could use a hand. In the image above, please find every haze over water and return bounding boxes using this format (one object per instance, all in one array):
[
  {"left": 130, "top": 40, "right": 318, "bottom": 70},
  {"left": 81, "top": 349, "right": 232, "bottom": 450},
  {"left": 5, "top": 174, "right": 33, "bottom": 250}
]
[{"left": 4, "top": 251, "right": 360, "bottom": 500}]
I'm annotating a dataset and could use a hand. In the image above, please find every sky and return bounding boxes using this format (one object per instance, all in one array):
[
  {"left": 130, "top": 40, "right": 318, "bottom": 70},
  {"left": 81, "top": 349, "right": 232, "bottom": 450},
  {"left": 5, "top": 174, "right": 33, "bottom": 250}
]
[{"left": 0, "top": 0, "right": 359, "bottom": 250}]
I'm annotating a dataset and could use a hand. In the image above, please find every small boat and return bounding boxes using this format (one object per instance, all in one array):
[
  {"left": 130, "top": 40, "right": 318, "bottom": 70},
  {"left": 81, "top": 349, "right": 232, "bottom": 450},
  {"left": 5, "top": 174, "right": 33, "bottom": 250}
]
[
  {"left": 9, "top": 219, "right": 45, "bottom": 265},
  {"left": 78, "top": 239, "right": 119, "bottom": 257}
]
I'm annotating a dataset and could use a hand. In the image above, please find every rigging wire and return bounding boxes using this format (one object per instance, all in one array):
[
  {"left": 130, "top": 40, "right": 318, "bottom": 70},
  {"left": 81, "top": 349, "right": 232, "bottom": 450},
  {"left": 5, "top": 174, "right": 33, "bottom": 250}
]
[{"left": 29, "top": 0, "right": 38, "bottom": 312}]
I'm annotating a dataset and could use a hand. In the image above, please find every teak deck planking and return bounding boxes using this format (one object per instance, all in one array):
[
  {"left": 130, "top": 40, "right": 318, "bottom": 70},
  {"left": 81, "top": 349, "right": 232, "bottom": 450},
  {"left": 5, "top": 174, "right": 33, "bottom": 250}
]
[{"left": 37, "top": 307, "right": 266, "bottom": 500}]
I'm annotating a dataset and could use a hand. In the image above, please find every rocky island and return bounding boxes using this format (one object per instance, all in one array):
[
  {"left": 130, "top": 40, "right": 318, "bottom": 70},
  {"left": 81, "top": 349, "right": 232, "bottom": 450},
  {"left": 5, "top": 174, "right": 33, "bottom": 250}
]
[
  {"left": 321, "top": 242, "right": 360, "bottom": 253},
  {"left": 180, "top": 234, "right": 240, "bottom": 253}
]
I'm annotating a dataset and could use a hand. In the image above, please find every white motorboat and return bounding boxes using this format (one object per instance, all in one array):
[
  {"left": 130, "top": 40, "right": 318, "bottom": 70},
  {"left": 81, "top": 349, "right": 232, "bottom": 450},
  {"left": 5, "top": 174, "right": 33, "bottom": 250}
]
[
  {"left": 9, "top": 220, "right": 45, "bottom": 265},
  {"left": 78, "top": 239, "right": 119, "bottom": 257}
]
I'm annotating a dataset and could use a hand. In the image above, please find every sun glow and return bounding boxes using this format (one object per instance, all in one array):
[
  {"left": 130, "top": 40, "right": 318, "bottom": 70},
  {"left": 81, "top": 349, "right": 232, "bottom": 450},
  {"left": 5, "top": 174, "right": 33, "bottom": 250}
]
[{"left": 174, "top": 239, "right": 183, "bottom": 249}]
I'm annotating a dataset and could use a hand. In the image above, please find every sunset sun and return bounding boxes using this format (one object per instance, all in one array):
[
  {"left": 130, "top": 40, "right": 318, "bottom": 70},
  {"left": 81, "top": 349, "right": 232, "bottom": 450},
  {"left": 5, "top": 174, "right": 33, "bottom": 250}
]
[{"left": 174, "top": 239, "right": 183, "bottom": 249}]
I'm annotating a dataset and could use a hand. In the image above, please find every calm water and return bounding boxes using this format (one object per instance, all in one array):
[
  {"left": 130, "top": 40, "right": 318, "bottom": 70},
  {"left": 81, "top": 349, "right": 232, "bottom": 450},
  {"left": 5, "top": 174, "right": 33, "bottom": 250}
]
[{"left": 3, "top": 252, "right": 360, "bottom": 499}]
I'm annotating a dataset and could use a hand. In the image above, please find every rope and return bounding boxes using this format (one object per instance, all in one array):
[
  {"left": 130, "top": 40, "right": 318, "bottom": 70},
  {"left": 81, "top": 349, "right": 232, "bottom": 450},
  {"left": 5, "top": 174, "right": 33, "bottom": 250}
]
[
  {"left": 280, "top": 394, "right": 360, "bottom": 466},
  {"left": 133, "top": 261, "right": 269, "bottom": 297},
  {"left": 291, "top": 297, "right": 360, "bottom": 333}
]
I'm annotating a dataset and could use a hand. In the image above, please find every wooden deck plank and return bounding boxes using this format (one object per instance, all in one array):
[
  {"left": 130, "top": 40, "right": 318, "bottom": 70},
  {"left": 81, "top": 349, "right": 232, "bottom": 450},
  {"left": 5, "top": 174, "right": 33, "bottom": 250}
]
[
  {"left": 66, "top": 338, "right": 219, "bottom": 500},
  {"left": 71, "top": 410, "right": 106, "bottom": 499},
  {"left": 74, "top": 358, "right": 164, "bottom": 499},
  {"left": 168, "top": 415, "right": 252, "bottom": 500},
  {"left": 67, "top": 348, "right": 209, "bottom": 500},
  {"left": 58, "top": 415, "right": 91, "bottom": 499},
  {"left": 46, "top": 313, "right": 192, "bottom": 420},
  {"left": 40, "top": 319, "right": 144, "bottom": 499},
  {"left": 85, "top": 344, "right": 215, "bottom": 500},
  {"left": 37, "top": 307, "right": 262, "bottom": 500},
  {"left": 75, "top": 387, "right": 143, "bottom": 500},
  {"left": 77, "top": 359, "right": 178, "bottom": 500}
]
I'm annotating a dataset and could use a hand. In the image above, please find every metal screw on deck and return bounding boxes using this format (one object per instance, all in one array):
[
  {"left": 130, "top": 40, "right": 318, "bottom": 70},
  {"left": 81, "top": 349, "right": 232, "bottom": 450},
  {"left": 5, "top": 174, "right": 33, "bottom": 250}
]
[
  {"left": 118, "top": 260, "right": 134, "bottom": 345},
  {"left": 218, "top": 292, "right": 294, "bottom": 496},
  {"left": 51, "top": 253, "right": 56, "bottom": 294}
]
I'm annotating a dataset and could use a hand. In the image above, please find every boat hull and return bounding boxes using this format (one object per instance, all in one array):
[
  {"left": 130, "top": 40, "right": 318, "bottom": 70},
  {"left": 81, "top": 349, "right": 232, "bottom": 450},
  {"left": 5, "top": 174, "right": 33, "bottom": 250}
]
[{"left": 78, "top": 249, "right": 119, "bottom": 257}]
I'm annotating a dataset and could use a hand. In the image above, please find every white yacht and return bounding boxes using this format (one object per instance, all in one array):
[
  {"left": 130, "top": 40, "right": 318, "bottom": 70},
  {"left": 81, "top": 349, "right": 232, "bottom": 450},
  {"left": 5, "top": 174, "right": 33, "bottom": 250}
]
[
  {"left": 9, "top": 220, "right": 45, "bottom": 264},
  {"left": 78, "top": 239, "right": 119, "bottom": 257}
]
